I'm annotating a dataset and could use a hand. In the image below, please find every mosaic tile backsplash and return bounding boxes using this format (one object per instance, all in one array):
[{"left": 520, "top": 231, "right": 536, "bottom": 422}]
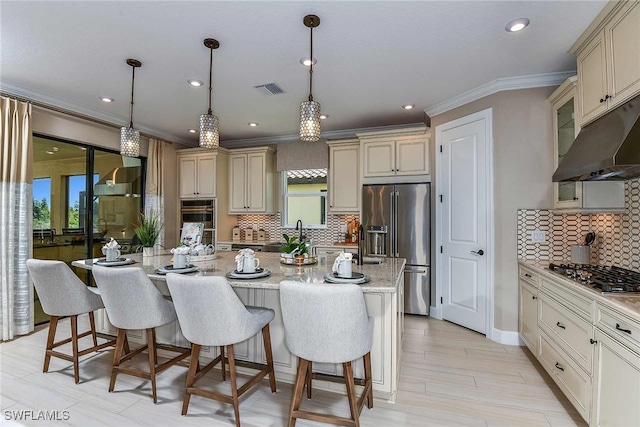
[
  {"left": 236, "top": 213, "right": 360, "bottom": 246},
  {"left": 517, "top": 178, "right": 640, "bottom": 270}
]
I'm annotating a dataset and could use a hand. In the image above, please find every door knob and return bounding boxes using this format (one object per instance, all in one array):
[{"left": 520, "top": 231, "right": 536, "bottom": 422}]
[{"left": 470, "top": 249, "right": 484, "bottom": 256}]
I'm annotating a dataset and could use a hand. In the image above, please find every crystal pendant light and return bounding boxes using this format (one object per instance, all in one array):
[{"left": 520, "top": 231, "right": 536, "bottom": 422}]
[
  {"left": 300, "top": 14, "right": 321, "bottom": 142},
  {"left": 199, "top": 38, "right": 220, "bottom": 149},
  {"left": 120, "top": 59, "right": 142, "bottom": 157}
]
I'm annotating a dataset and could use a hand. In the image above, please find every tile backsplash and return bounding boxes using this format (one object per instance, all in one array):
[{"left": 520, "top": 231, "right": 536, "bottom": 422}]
[
  {"left": 236, "top": 213, "right": 359, "bottom": 246},
  {"left": 517, "top": 177, "right": 640, "bottom": 270}
]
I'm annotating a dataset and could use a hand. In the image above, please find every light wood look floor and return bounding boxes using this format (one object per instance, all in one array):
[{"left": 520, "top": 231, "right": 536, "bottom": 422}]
[{"left": 0, "top": 315, "right": 586, "bottom": 426}]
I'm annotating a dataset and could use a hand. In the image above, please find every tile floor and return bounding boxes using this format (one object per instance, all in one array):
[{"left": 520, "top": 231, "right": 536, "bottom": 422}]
[{"left": 0, "top": 315, "right": 586, "bottom": 426}]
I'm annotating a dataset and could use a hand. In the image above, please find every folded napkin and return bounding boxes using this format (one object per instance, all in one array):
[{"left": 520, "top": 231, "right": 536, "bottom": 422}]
[
  {"left": 171, "top": 246, "right": 191, "bottom": 255},
  {"left": 235, "top": 248, "right": 255, "bottom": 263},
  {"left": 332, "top": 251, "right": 353, "bottom": 273},
  {"left": 103, "top": 237, "right": 120, "bottom": 250}
]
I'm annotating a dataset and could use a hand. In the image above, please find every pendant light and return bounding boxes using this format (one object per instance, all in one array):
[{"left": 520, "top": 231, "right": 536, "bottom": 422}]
[
  {"left": 120, "top": 58, "right": 142, "bottom": 157},
  {"left": 200, "top": 38, "right": 220, "bottom": 149},
  {"left": 300, "top": 14, "right": 321, "bottom": 142}
]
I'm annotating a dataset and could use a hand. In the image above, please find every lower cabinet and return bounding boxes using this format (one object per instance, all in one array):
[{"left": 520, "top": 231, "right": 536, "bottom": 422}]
[{"left": 518, "top": 279, "right": 538, "bottom": 353}]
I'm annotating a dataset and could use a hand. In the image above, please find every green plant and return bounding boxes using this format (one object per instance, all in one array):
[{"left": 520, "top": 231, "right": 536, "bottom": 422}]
[
  {"left": 280, "top": 233, "right": 299, "bottom": 254},
  {"left": 134, "top": 211, "right": 163, "bottom": 248}
]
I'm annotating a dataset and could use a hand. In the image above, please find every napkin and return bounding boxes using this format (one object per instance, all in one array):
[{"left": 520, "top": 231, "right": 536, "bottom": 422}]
[
  {"left": 103, "top": 237, "right": 120, "bottom": 250},
  {"left": 332, "top": 251, "right": 353, "bottom": 273},
  {"left": 235, "top": 248, "right": 255, "bottom": 263},
  {"left": 171, "top": 246, "right": 191, "bottom": 255}
]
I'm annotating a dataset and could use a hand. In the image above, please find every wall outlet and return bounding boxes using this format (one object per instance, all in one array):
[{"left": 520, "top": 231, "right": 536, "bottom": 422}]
[{"left": 530, "top": 230, "right": 546, "bottom": 243}]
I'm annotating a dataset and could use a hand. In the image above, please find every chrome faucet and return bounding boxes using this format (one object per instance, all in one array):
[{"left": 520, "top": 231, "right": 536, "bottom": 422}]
[{"left": 295, "top": 219, "right": 305, "bottom": 242}]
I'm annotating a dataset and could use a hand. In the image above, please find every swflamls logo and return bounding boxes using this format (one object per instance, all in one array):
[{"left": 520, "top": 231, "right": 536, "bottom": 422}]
[{"left": 4, "top": 410, "right": 70, "bottom": 421}]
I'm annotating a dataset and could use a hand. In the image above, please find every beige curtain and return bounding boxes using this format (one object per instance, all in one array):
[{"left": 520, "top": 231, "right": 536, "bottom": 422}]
[
  {"left": 1, "top": 97, "right": 34, "bottom": 340},
  {"left": 276, "top": 140, "right": 328, "bottom": 172},
  {"left": 145, "top": 138, "right": 165, "bottom": 250}
]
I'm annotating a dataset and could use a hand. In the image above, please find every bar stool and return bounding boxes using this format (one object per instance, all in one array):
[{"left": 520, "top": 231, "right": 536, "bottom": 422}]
[
  {"left": 279, "top": 280, "right": 374, "bottom": 427},
  {"left": 166, "top": 274, "right": 276, "bottom": 427},
  {"left": 92, "top": 265, "right": 190, "bottom": 403},
  {"left": 26, "top": 259, "right": 116, "bottom": 384}
]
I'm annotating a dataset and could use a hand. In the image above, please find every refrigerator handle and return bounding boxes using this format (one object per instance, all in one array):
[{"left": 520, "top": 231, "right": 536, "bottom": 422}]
[
  {"left": 390, "top": 191, "right": 395, "bottom": 256},
  {"left": 394, "top": 190, "right": 399, "bottom": 257}
]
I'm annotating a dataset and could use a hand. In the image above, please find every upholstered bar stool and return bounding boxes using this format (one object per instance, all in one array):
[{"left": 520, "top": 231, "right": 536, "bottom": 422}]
[
  {"left": 166, "top": 274, "right": 276, "bottom": 427},
  {"left": 92, "top": 265, "right": 190, "bottom": 403},
  {"left": 26, "top": 259, "right": 116, "bottom": 384},
  {"left": 279, "top": 280, "right": 374, "bottom": 427}
]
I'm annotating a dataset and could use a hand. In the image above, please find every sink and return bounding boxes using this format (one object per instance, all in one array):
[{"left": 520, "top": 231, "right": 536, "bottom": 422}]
[{"left": 262, "top": 242, "right": 284, "bottom": 253}]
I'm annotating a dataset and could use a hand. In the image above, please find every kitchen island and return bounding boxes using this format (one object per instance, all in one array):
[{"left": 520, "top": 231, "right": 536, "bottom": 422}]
[{"left": 72, "top": 251, "right": 405, "bottom": 402}]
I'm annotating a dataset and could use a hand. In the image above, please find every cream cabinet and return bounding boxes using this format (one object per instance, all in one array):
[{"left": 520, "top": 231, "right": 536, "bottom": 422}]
[
  {"left": 548, "top": 76, "right": 625, "bottom": 212},
  {"left": 228, "top": 147, "right": 275, "bottom": 214},
  {"left": 573, "top": 1, "right": 640, "bottom": 126},
  {"left": 518, "top": 272, "right": 538, "bottom": 354},
  {"left": 327, "top": 139, "right": 360, "bottom": 213},
  {"left": 178, "top": 152, "right": 217, "bottom": 199}
]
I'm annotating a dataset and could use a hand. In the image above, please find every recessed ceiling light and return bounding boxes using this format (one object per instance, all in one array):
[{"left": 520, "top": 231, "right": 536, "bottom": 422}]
[
  {"left": 46, "top": 150, "right": 54, "bottom": 155},
  {"left": 402, "top": 104, "right": 415, "bottom": 110},
  {"left": 300, "top": 57, "right": 317, "bottom": 67},
  {"left": 99, "top": 96, "right": 114, "bottom": 103},
  {"left": 188, "top": 79, "right": 204, "bottom": 87},
  {"left": 78, "top": 147, "right": 87, "bottom": 150},
  {"left": 319, "top": 114, "right": 329, "bottom": 120},
  {"left": 52, "top": 147, "right": 59, "bottom": 151},
  {"left": 188, "top": 129, "right": 197, "bottom": 133},
  {"left": 248, "top": 122, "right": 258, "bottom": 127},
  {"left": 505, "top": 18, "right": 530, "bottom": 32}
]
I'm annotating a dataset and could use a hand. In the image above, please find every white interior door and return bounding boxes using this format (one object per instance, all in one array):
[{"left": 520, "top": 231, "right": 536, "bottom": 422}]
[{"left": 436, "top": 109, "right": 492, "bottom": 335}]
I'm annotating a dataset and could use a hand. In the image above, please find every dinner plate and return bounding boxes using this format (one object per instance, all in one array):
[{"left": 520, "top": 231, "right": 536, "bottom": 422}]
[
  {"left": 95, "top": 258, "right": 135, "bottom": 267},
  {"left": 232, "top": 267, "right": 265, "bottom": 275},
  {"left": 332, "top": 272, "right": 365, "bottom": 280},
  {"left": 324, "top": 273, "right": 370, "bottom": 284},
  {"left": 226, "top": 269, "right": 271, "bottom": 279},
  {"left": 155, "top": 264, "right": 198, "bottom": 275}
]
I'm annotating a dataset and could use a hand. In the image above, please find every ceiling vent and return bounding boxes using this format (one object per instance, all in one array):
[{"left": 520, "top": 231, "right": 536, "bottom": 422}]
[{"left": 254, "top": 82, "right": 285, "bottom": 96}]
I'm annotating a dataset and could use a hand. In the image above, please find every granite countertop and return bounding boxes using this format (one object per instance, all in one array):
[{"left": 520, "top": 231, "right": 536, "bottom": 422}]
[
  {"left": 73, "top": 251, "right": 404, "bottom": 293},
  {"left": 519, "top": 259, "right": 640, "bottom": 321}
]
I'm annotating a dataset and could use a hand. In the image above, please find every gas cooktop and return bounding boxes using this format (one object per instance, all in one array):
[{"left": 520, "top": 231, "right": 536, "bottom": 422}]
[{"left": 548, "top": 263, "right": 640, "bottom": 293}]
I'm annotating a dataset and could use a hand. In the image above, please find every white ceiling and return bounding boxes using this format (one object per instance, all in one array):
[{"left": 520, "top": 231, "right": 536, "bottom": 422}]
[{"left": 1, "top": 1, "right": 607, "bottom": 148}]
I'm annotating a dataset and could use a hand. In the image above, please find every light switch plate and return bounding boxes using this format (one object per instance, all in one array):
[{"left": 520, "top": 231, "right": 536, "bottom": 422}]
[{"left": 530, "top": 230, "right": 545, "bottom": 243}]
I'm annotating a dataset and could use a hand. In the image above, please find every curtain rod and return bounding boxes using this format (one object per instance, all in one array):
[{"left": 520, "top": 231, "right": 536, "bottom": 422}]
[{"left": 1, "top": 91, "right": 172, "bottom": 143}]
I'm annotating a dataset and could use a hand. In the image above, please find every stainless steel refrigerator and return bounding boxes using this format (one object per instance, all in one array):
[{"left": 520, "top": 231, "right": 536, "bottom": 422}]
[{"left": 362, "top": 183, "right": 430, "bottom": 315}]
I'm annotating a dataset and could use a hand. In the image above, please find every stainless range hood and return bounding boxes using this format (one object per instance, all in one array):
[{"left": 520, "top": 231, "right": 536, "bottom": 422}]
[
  {"left": 553, "top": 94, "right": 640, "bottom": 182},
  {"left": 94, "top": 166, "right": 142, "bottom": 197}
]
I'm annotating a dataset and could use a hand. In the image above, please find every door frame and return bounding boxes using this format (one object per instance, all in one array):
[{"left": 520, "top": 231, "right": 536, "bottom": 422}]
[{"left": 434, "top": 108, "right": 495, "bottom": 341}]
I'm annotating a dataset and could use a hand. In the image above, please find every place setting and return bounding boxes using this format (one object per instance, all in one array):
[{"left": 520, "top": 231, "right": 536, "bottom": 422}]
[
  {"left": 227, "top": 249, "right": 270, "bottom": 279},
  {"left": 325, "top": 252, "right": 370, "bottom": 284},
  {"left": 155, "top": 246, "right": 198, "bottom": 275},
  {"left": 95, "top": 238, "right": 135, "bottom": 266}
]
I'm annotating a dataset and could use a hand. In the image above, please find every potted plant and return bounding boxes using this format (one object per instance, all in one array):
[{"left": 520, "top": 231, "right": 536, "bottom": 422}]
[
  {"left": 294, "top": 241, "right": 309, "bottom": 264},
  {"left": 134, "top": 211, "right": 163, "bottom": 257}
]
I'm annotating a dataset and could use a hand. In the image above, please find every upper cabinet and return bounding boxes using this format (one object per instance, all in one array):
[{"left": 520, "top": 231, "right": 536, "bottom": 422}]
[
  {"left": 549, "top": 77, "right": 625, "bottom": 212},
  {"left": 178, "top": 151, "right": 218, "bottom": 199},
  {"left": 327, "top": 138, "right": 360, "bottom": 214},
  {"left": 573, "top": 1, "right": 640, "bottom": 126},
  {"left": 228, "top": 147, "right": 275, "bottom": 214},
  {"left": 357, "top": 126, "right": 430, "bottom": 183}
]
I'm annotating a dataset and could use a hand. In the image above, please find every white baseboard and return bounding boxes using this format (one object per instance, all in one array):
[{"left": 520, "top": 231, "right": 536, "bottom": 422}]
[
  {"left": 491, "top": 328, "right": 524, "bottom": 346},
  {"left": 429, "top": 305, "right": 442, "bottom": 319}
]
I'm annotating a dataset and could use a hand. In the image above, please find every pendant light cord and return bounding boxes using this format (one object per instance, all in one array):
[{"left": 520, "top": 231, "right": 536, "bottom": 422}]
[
  {"left": 308, "top": 20, "right": 314, "bottom": 102},
  {"left": 129, "top": 65, "right": 135, "bottom": 128},
  {"left": 208, "top": 46, "right": 213, "bottom": 115}
]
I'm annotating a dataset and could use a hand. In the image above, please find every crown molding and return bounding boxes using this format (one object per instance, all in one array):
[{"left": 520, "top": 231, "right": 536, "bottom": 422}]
[{"left": 424, "top": 71, "right": 576, "bottom": 118}]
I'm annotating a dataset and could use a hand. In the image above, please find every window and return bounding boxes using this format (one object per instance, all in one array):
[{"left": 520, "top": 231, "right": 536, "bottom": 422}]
[
  {"left": 33, "top": 177, "right": 51, "bottom": 229},
  {"left": 283, "top": 169, "right": 327, "bottom": 228},
  {"left": 66, "top": 174, "right": 99, "bottom": 229}
]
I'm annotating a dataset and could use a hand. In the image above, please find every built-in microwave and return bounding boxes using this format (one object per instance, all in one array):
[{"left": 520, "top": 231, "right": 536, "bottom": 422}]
[{"left": 180, "top": 199, "right": 215, "bottom": 244}]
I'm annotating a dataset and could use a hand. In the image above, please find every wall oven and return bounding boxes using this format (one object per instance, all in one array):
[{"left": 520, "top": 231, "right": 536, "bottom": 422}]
[{"left": 180, "top": 199, "right": 215, "bottom": 244}]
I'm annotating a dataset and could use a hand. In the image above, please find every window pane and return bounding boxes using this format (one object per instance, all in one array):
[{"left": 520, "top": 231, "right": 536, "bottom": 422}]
[
  {"left": 67, "top": 175, "right": 86, "bottom": 228},
  {"left": 283, "top": 168, "right": 328, "bottom": 227},
  {"left": 33, "top": 177, "right": 51, "bottom": 229},
  {"left": 286, "top": 195, "right": 326, "bottom": 225}
]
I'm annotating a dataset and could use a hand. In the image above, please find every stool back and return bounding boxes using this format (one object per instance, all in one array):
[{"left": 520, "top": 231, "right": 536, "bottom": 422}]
[
  {"left": 279, "top": 281, "right": 373, "bottom": 364},
  {"left": 166, "top": 274, "right": 264, "bottom": 346},
  {"left": 92, "top": 265, "right": 176, "bottom": 330},
  {"left": 26, "top": 259, "right": 104, "bottom": 316}
]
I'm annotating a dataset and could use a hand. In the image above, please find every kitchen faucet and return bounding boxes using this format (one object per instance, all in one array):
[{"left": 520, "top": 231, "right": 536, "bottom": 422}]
[{"left": 295, "top": 219, "right": 305, "bottom": 242}]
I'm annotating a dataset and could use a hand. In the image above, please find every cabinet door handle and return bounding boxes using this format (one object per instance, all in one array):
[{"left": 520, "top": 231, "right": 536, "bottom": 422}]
[
  {"left": 605, "top": 94, "right": 611, "bottom": 100},
  {"left": 590, "top": 339, "right": 598, "bottom": 344},
  {"left": 572, "top": 197, "right": 579, "bottom": 200},
  {"left": 616, "top": 323, "right": 632, "bottom": 334},
  {"left": 524, "top": 273, "right": 532, "bottom": 278},
  {"left": 532, "top": 295, "right": 537, "bottom": 300},
  {"left": 600, "top": 98, "right": 606, "bottom": 103},
  {"left": 556, "top": 321, "right": 566, "bottom": 329},
  {"left": 555, "top": 362, "right": 564, "bottom": 372}
]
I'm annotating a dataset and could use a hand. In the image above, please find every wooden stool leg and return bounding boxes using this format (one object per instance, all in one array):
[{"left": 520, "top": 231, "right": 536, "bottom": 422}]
[
  {"left": 123, "top": 333, "right": 130, "bottom": 354},
  {"left": 220, "top": 346, "right": 226, "bottom": 381},
  {"left": 261, "top": 324, "right": 277, "bottom": 392},
  {"left": 71, "top": 315, "right": 80, "bottom": 384},
  {"left": 227, "top": 345, "right": 241, "bottom": 427},
  {"left": 147, "top": 328, "right": 158, "bottom": 404},
  {"left": 151, "top": 328, "right": 158, "bottom": 365},
  {"left": 343, "top": 361, "right": 360, "bottom": 427},
  {"left": 88, "top": 311, "right": 98, "bottom": 347},
  {"left": 306, "top": 361, "right": 313, "bottom": 399},
  {"left": 109, "top": 328, "right": 126, "bottom": 392},
  {"left": 288, "top": 358, "right": 308, "bottom": 427},
  {"left": 363, "top": 352, "right": 373, "bottom": 409},
  {"left": 182, "top": 344, "right": 201, "bottom": 415},
  {"left": 43, "top": 316, "right": 58, "bottom": 373}
]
